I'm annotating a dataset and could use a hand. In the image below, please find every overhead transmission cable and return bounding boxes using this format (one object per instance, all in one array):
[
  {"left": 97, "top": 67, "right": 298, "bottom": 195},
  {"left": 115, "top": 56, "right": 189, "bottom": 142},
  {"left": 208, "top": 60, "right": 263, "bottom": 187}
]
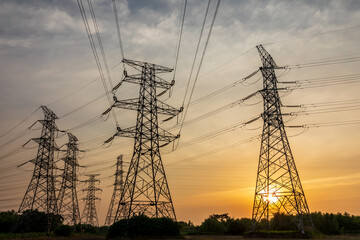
[
  {"left": 172, "top": 0, "right": 187, "bottom": 82},
  {"left": 111, "top": 0, "right": 125, "bottom": 61},
  {"left": 166, "top": 135, "right": 260, "bottom": 167},
  {"left": 262, "top": 24, "right": 360, "bottom": 46},
  {"left": 279, "top": 73, "right": 360, "bottom": 90},
  {"left": 180, "top": 0, "right": 210, "bottom": 109},
  {"left": 177, "top": 0, "right": 221, "bottom": 142},
  {"left": 286, "top": 56, "right": 360, "bottom": 69},
  {"left": 169, "top": 91, "right": 260, "bottom": 130},
  {"left": 77, "top": 0, "right": 119, "bottom": 127},
  {"left": 189, "top": 69, "right": 260, "bottom": 106},
  {"left": 47, "top": 60, "right": 123, "bottom": 108},
  {"left": 287, "top": 119, "right": 360, "bottom": 129},
  {"left": 0, "top": 107, "right": 40, "bottom": 140}
]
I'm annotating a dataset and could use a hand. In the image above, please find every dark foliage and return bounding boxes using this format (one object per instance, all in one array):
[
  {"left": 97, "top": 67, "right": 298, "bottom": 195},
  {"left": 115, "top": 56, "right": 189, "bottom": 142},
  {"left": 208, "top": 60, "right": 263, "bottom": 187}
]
[
  {"left": 0, "top": 209, "right": 62, "bottom": 233},
  {"left": 177, "top": 220, "right": 198, "bottom": 234},
  {"left": 76, "top": 224, "right": 99, "bottom": 233},
  {"left": 199, "top": 213, "right": 251, "bottom": 235},
  {"left": 335, "top": 212, "right": 360, "bottom": 234},
  {"left": 200, "top": 215, "right": 226, "bottom": 233},
  {"left": 98, "top": 225, "right": 109, "bottom": 234},
  {"left": 54, "top": 224, "right": 73, "bottom": 236},
  {"left": 0, "top": 210, "right": 19, "bottom": 233},
  {"left": 226, "top": 218, "right": 251, "bottom": 235},
  {"left": 16, "top": 209, "right": 63, "bottom": 233},
  {"left": 311, "top": 212, "right": 340, "bottom": 235},
  {"left": 107, "top": 215, "right": 180, "bottom": 238},
  {"left": 270, "top": 213, "right": 297, "bottom": 231}
]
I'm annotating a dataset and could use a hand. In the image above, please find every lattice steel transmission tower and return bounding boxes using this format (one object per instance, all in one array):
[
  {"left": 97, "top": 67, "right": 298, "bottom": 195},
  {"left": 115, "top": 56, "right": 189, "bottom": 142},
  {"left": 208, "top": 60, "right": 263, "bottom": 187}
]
[
  {"left": 251, "top": 45, "right": 312, "bottom": 233},
  {"left": 105, "top": 155, "right": 124, "bottom": 225},
  {"left": 18, "top": 106, "right": 59, "bottom": 233},
  {"left": 82, "top": 174, "right": 101, "bottom": 226},
  {"left": 57, "top": 133, "right": 81, "bottom": 226},
  {"left": 104, "top": 59, "right": 181, "bottom": 222}
]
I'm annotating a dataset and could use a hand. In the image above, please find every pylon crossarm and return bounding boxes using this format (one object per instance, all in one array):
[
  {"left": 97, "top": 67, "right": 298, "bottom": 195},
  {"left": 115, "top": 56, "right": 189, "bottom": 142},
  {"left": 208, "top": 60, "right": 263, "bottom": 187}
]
[
  {"left": 38, "top": 119, "right": 59, "bottom": 130},
  {"left": 122, "top": 74, "right": 174, "bottom": 90},
  {"left": 31, "top": 138, "right": 59, "bottom": 151},
  {"left": 123, "top": 58, "right": 173, "bottom": 73},
  {"left": 157, "top": 100, "right": 182, "bottom": 116}
]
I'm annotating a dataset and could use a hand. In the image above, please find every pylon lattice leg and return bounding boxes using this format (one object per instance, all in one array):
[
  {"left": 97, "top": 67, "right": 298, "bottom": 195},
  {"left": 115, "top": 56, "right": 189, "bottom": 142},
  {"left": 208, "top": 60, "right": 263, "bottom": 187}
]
[
  {"left": 82, "top": 174, "right": 101, "bottom": 226},
  {"left": 57, "top": 133, "right": 81, "bottom": 226},
  {"left": 105, "top": 155, "right": 124, "bottom": 225}
]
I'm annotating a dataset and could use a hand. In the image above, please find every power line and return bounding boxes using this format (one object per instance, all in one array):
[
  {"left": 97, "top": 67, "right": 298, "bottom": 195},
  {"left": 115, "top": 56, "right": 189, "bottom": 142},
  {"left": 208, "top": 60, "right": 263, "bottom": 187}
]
[
  {"left": 172, "top": 0, "right": 187, "bottom": 81},
  {"left": 166, "top": 135, "right": 260, "bottom": 167},
  {"left": 287, "top": 56, "right": 360, "bottom": 69},
  {"left": 77, "top": 0, "right": 119, "bottom": 127},
  {"left": 287, "top": 119, "right": 360, "bottom": 129},
  {"left": 0, "top": 107, "right": 40, "bottom": 140},
  {"left": 177, "top": 0, "right": 221, "bottom": 140},
  {"left": 262, "top": 24, "right": 360, "bottom": 46},
  {"left": 112, "top": 0, "right": 125, "bottom": 60},
  {"left": 180, "top": 0, "right": 210, "bottom": 109}
]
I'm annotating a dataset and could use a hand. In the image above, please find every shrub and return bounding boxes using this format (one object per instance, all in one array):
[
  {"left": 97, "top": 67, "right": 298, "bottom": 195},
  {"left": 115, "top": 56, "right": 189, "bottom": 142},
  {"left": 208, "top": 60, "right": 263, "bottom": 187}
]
[
  {"left": 0, "top": 210, "right": 19, "bottom": 233},
  {"left": 200, "top": 216, "right": 226, "bottom": 234},
  {"left": 54, "top": 225, "right": 73, "bottom": 236},
  {"left": 270, "top": 213, "right": 297, "bottom": 230},
  {"left": 79, "top": 224, "right": 99, "bottom": 233},
  {"left": 226, "top": 218, "right": 251, "bottom": 235},
  {"left": 107, "top": 215, "right": 180, "bottom": 238},
  {"left": 311, "top": 212, "right": 340, "bottom": 235},
  {"left": 15, "top": 209, "right": 62, "bottom": 233}
]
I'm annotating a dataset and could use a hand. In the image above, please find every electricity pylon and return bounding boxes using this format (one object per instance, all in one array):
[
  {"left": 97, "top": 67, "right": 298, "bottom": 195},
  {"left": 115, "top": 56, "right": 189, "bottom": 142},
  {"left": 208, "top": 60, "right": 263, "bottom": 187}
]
[
  {"left": 251, "top": 45, "right": 312, "bottom": 233},
  {"left": 57, "top": 133, "right": 81, "bottom": 226},
  {"left": 18, "top": 106, "right": 59, "bottom": 233},
  {"left": 82, "top": 174, "right": 101, "bottom": 226},
  {"left": 105, "top": 155, "right": 124, "bottom": 225},
  {"left": 103, "top": 59, "right": 181, "bottom": 222}
]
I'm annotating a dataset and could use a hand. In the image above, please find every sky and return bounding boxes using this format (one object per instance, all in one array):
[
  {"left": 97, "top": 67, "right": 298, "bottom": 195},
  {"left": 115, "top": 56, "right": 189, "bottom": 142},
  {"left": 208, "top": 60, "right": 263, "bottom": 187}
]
[{"left": 0, "top": 0, "right": 360, "bottom": 225}]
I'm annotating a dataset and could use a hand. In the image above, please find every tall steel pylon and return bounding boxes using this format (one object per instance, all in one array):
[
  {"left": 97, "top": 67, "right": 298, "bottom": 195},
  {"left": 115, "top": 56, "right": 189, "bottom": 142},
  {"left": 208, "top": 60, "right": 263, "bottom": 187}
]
[
  {"left": 104, "top": 59, "right": 181, "bottom": 222},
  {"left": 105, "top": 155, "right": 124, "bottom": 225},
  {"left": 18, "top": 106, "right": 59, "bottom": 233},
  {"left": 251, "top": 45, "right": 312, "bottom": 233},
  {"left": 57, "top": 133, "right": 81, "bottom": 226},
  {"left": 82, "top": 174, "right": 101, "bottom": 226}
]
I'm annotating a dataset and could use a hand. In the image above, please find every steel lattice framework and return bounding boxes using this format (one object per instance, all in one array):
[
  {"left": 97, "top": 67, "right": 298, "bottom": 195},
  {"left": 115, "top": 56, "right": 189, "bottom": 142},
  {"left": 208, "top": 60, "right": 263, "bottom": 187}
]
[
  {"left": 251, "top": 45, "right": 312, "bottom": 233},
  {"left": 18, "top": 106, "right": 59, "bottom": 233},
  {"left": 104, "top": 59, "right": 181, "bottom": 222},
  {"left": 57, "top": 133, "right": 81, "bottom": 226},
  {"left": 105, "top": 155, "right": 124, "bottom": 225},
  {"left": 82, "top": 174, "right": 101, "bottom": 226}
]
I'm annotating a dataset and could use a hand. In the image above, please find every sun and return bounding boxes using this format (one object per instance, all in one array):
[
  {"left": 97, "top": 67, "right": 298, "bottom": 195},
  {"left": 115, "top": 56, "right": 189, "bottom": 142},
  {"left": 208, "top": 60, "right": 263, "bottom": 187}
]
[
  {"left": 266, "top": 192, "right": 278, "bottom": 203},
  {"left": 259, "top": 186, "right": 279, "bottom": 203}
]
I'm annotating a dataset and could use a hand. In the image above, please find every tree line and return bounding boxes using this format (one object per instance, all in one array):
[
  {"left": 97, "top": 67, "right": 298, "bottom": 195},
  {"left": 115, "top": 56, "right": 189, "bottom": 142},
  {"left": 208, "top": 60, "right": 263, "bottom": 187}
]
[{"left": 0, "top": 210, "right": 359, "bottom": 237}]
